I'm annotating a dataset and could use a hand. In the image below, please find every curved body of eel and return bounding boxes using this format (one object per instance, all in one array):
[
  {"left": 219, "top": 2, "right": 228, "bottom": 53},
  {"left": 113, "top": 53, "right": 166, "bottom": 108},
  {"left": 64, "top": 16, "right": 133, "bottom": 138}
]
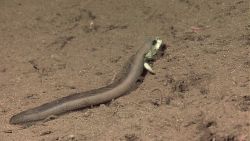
[{"left": 10, "top": 39, "right": 162, "bottom": 124}]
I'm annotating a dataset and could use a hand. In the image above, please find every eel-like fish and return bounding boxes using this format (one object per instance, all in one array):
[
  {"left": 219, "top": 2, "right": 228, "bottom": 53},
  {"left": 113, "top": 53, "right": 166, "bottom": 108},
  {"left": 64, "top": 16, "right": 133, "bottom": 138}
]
[{"left": 10, "top": 39, "right": 165, "bottom": 124}]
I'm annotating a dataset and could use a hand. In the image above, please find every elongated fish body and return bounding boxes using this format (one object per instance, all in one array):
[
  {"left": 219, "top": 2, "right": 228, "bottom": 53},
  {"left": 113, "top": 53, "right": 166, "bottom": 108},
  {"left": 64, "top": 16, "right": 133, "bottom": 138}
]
[{"left": 10, "top": 39, "right": 159, "bottom": 124}]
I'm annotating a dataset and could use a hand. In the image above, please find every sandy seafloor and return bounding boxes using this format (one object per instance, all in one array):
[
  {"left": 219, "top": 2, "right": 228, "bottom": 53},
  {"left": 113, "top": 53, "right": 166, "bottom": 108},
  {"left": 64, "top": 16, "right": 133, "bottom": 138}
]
[{"left": 0, "top": 0, "right": 249, "bottom": 141}]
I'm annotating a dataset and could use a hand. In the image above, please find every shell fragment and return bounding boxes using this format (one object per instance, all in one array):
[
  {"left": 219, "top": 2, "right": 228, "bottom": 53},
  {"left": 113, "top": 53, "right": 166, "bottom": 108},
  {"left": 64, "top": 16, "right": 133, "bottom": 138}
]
[{"left": 144, "top": 62, "right": 154, "bottom": 74}]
